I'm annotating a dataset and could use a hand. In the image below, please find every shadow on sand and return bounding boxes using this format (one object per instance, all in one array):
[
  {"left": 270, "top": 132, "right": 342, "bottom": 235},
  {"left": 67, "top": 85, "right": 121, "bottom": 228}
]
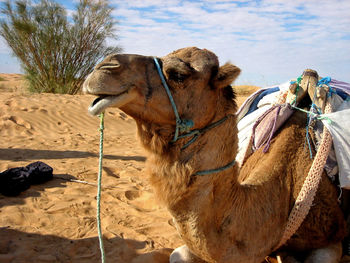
[
  {"left": 0, "top": 148, "right": 146, "bottom": 162},
  {"left": 0, "top": 227, "right": 172, "bottom": 263}
]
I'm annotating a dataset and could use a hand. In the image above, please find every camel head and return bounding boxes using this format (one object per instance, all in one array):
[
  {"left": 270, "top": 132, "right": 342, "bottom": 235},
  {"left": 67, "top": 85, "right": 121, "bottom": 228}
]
[{"left": 83, "top": 47, "right": 241, "bottom": 141}]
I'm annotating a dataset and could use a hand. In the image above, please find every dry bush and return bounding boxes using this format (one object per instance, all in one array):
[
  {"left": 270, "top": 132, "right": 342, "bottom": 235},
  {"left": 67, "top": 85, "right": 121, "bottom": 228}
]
[{"left": 0, "top": 0, "right": 122, "bottom": 94}]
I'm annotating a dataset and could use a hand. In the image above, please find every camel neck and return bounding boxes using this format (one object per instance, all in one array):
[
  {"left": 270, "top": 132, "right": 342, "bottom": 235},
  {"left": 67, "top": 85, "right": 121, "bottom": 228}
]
[{"left": 143, "top": 108, "right": 239, "bottom": 205}]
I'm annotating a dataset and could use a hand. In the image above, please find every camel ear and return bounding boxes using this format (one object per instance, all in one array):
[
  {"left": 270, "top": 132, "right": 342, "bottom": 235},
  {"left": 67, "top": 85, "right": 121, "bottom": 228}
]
[{"left": 212, "top": 63, "right": 241, "bottom": 89}]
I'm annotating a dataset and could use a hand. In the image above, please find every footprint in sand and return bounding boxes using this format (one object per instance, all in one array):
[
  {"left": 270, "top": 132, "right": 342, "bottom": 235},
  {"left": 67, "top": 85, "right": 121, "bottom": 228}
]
[
  {"left": 119, "top": 112, "right": 127, "bottom": 120},
  {"left": 2, "top": 115, "right": 32, "bottom": 130},
  {"left": 29, "top": 105, "right": 39, "bottom": 112},
  {"left": 123, "top": 189, "right": 161, "bottom": 212},
  {"left": 4, "top": 100, "right": 14, "bottom": 107},
  {"left": 125, "top": 190, "right": 141, "bottom": 200},
  {"left": 13, "top": 116, "right": 32, "bottom": 130}
]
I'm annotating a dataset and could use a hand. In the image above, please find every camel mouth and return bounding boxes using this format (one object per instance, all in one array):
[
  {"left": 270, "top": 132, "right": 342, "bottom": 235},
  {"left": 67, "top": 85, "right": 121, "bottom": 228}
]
[{"left": 88, "top": 88, "right": 137, "bottom": 115}]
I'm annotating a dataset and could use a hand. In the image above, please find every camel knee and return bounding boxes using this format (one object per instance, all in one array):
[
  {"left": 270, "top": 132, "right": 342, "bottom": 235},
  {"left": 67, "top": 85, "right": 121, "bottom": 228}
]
[
  {"left": 304, "top": 242, "right": 342, "bottom": 263},
  {"left": 170, "top": 245, "right": 206, "bottom": 263}
]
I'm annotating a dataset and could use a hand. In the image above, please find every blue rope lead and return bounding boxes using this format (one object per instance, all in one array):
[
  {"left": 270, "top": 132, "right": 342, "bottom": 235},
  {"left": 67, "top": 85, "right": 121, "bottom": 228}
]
[{"left": 97, "top": 112, "right": 106, "bottom": 263}]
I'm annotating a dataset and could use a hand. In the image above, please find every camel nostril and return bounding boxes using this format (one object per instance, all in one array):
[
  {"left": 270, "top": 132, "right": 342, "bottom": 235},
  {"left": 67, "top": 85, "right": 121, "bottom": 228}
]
[{"left": 99, "top": 63, "right": 121, "bottom": 70}]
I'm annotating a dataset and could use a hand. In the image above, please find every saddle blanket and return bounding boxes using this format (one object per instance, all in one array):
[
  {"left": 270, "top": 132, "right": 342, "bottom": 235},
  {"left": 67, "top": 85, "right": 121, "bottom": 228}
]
[{"left": 235, "top": 78, "right": 350, "bottom": 188}]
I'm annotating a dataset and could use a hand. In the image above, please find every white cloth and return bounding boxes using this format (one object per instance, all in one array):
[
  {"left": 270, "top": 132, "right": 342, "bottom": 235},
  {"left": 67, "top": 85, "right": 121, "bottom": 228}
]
[
  {"left": 322, "top": 100, "right": 350, "bottom": 188},
  {"left": 236, "top": 82, "right": 290, "bottom": 165},
  {"left": 236, "top": 106, "right": 269, "bottom": 165}
]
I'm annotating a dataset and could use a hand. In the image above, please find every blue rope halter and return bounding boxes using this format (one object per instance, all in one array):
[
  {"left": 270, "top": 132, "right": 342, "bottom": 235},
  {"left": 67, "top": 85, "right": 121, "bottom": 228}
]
[
  {"left": 153, "top": 57, "right": 194, "bottom": 142},
  {"left": 153, "top": 57, "right": 235, "bottom": 175}
]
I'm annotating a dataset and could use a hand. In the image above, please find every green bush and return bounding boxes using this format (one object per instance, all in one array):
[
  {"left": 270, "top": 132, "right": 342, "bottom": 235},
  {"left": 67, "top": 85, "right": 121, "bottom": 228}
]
[{"left": 0, "top": 0, "right": 122, "bottom": 94}]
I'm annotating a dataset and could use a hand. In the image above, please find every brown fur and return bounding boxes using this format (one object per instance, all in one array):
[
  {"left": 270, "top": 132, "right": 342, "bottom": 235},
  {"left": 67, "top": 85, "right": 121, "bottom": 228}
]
[{"left": 83, "top": 47, "right": 346, "bottom": 262}]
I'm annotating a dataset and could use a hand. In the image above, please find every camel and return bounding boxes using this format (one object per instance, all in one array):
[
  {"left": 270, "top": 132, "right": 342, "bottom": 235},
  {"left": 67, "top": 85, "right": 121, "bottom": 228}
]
[{"left": 83, "top": 47, "right": 346, "bottom": 263}]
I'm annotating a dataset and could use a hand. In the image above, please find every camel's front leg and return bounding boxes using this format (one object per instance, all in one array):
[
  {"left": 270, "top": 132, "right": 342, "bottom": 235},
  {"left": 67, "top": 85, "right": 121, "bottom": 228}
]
[{"left": 170, "top": 245, "right": 207, "bottom": 263}]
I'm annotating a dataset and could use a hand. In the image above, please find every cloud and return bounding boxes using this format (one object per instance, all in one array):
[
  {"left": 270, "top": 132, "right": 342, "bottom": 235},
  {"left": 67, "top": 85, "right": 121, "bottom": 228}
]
[
  {"left": 107, "top": 0, "right": 350, "bottom": 85},
  {"left": 1, "top": 0, "right": 349, "bottom": 85}
]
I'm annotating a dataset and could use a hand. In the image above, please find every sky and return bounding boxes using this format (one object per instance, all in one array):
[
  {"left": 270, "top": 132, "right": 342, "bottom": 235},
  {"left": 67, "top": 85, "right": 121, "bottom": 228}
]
[{"left": 0, "top": 0, "right": 349, "bottom": 86}]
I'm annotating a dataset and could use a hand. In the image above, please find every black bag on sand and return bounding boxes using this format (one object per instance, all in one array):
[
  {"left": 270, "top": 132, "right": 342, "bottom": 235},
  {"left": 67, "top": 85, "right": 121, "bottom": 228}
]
[
  {"left": 0, "top": 161, "right": 53, "bottom": 196},
  {"left": 26, "top": 161, "right": 53, "bottom": 184},
  {"left": 0, "top": 167, "right": 31, "bottom": 196}
]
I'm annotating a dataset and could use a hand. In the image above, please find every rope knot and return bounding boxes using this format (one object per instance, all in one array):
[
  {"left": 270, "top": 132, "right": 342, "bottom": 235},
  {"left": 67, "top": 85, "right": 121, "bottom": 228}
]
[
  {"left": 178, "top": 119, "right": 194, "bottom": 133},
  {"left": 318, "top": 76, "right": 331, "bottom": 86}
]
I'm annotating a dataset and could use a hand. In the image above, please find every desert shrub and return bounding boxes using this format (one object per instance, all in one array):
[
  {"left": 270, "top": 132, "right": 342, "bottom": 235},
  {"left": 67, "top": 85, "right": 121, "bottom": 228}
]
[{"left": 0, "top": 0, "right": 122, "bottom": 94}]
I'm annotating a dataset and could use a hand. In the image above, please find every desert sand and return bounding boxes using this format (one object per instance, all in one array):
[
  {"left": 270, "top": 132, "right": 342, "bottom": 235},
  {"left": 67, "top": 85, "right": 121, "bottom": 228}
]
[{"left": 0, "top": 73, "right": 254, "bottom": 263}]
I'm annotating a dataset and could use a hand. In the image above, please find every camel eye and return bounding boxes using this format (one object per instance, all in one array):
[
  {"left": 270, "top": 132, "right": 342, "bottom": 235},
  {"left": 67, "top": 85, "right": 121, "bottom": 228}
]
[{"left": 166, "top": 69, "right": 189, "bottom": 83}]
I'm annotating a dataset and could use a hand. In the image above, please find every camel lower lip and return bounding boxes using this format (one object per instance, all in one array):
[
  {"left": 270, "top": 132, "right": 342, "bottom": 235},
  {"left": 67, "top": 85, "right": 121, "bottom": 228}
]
[
  {"left": 88, "top": 88, "right": 137, "bottom": 115},
  {"left": 88, "top": 95, "right": 120, "bottom": 115}
]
